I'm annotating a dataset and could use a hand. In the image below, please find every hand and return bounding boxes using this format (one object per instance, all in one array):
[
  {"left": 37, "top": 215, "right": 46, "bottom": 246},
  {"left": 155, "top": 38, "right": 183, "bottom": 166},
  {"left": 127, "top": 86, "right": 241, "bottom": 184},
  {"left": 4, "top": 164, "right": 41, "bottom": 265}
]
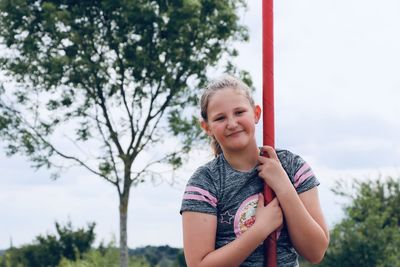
[
  {"left": 254, "top": 194, "right": 283, "bottom": 237},
  {"left": 257, "top": 146, "right": 291, "bottom": 195}
]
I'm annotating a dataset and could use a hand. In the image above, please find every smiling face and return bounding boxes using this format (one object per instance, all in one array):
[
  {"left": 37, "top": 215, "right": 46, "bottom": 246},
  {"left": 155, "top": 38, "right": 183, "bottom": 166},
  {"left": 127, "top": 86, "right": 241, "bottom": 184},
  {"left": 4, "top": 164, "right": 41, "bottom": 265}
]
[{"left": 201, "top": 87, "right": 261, "bottom": 154}]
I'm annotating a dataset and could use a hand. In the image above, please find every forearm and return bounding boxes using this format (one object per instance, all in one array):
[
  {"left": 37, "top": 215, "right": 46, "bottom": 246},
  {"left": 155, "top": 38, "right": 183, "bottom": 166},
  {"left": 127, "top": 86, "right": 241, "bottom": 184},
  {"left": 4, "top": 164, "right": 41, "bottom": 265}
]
[
  {"left": 198, "top": 224, "right": 270, "bottom": 267},
  {"left": 277, "top": 187, "right": 329, "bottom": 263},
  {"left": 183, "top": 195, "right": 282, "bottom": 267}
]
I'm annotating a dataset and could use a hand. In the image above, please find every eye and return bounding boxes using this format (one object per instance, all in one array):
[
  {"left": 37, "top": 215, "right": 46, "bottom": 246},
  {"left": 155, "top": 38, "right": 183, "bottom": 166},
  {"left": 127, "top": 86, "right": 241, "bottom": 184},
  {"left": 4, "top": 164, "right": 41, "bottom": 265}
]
[
  {"left": 214, "top": 116, "right": 224, "bottom": 121},
  {"left": 235, "top": 110, "right": 245, "bottom": 115}
]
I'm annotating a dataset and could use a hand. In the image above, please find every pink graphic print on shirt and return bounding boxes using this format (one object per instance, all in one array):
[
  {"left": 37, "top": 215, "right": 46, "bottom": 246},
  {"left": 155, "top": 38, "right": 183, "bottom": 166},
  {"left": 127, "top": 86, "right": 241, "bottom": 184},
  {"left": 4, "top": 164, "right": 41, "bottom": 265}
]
[
  {"left": 234, "top": 193, "right": 281, "bottom": 239},
  {"left": 234, "top": 194, "right": 258, "bottom": 237}
]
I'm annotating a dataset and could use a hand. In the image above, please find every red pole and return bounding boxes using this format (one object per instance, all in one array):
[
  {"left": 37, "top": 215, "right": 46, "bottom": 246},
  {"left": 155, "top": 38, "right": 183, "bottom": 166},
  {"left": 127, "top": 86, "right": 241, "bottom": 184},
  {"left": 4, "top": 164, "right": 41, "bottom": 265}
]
[{"left": 262, "top": 0, "right": 277, "bottom": 266}]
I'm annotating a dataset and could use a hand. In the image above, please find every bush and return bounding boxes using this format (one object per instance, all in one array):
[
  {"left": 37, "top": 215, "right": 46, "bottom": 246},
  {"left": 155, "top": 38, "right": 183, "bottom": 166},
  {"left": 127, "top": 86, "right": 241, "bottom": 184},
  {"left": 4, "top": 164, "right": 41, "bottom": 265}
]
[
  {"left": 319, "top": 177, "right": 400, "bottom": 267},
  {"left": 0, "top": 221, "right": 95, "bottom": 267},
  {"left": 58, "top": 245, "right": 150, "bottom": 267}
]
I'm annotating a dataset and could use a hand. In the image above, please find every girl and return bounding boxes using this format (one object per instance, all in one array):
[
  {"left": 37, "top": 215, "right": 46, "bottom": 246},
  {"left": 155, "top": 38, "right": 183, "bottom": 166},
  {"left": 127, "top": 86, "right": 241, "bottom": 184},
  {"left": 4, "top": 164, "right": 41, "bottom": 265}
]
[{"left": 180, "top": 75, "right": 329, "bottom": 267}]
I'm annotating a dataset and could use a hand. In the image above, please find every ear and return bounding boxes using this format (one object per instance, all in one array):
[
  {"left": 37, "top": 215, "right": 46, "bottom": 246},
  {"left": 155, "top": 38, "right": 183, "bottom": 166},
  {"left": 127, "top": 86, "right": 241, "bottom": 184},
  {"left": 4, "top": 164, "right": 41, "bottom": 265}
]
[
  {"left": 254, "top": 105, "right": 262, "bottom": 123},
  {"left": 200, "top": 119, "right": 212, "bottom": 136}
]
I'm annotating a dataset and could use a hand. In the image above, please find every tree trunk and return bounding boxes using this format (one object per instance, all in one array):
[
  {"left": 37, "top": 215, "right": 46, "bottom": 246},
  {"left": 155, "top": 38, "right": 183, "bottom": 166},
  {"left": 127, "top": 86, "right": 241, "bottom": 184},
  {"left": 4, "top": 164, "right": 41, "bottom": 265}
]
[{"left": 119, "top": 195, "right": 129, "bottom": 267}]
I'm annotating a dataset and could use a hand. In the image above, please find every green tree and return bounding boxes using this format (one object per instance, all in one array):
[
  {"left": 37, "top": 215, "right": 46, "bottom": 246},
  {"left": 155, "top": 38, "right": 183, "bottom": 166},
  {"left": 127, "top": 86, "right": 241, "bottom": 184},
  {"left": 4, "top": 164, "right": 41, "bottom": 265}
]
[
  {"left": 56, "top": 221, "right": 96, "bottom": 261},
  {"left": 129, "top": 245, "right": 184, "bottom": 267},
  {"left": 174, "top": 250, "right": 187, "bottom": 267},
  {"left": 0, "top": 221, "right": 95, "bottom": 267},
  {"left": 319, "top": 177, "right": 400, "bottom": 267},
  {"left": 0, "top": 1, "right": 249, "bottom": 266}
]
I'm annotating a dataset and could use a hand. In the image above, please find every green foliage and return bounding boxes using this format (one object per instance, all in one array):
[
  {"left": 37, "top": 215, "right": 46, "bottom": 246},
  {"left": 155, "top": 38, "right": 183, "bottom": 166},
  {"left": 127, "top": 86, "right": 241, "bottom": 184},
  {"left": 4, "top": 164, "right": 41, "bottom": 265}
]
[
  {"left": 0, "top": 221, "right": 95, "bottom": 267},
  {"left": 1, "top": 242, "right": 186, "bottom": 267},
  {"left": 129, "top": 246, "right": 186, "bottom": 267},
  {"left": 0, "top": 0, "right": 249, "bottom": 177},
  {"left": 58, "top": 245, "right": 150, "bottom": 267},
  {"left": 57, "top": 245, "right": 186, "bottom": 267},
  {"left": 318, "top": 177, "right": 400, "bottom": 267},
  {"left": 55, "top": 221, "right": 96, "bottom": 261}
]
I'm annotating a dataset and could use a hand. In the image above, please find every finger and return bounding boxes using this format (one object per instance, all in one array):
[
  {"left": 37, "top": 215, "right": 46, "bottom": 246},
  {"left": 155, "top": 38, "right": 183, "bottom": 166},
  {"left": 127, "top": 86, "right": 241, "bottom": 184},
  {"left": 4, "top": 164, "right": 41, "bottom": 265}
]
[
  {"left": 269, "top": 197, "right": 279, "bottom": 206},
  {"left": 257, "top": 155, "right": 268, "bottom": 164},
  {"left": 261, "top": 146, "right": 279, "bottom": 161},
  {"left": 258, "top": 155, "right": 275, "bottom": 166},
  {"left": 268, "top": 197, "right": 276, "bottom": 205},
  {"left": 258, "top": 193, "right": 265, "bottom": 207}
]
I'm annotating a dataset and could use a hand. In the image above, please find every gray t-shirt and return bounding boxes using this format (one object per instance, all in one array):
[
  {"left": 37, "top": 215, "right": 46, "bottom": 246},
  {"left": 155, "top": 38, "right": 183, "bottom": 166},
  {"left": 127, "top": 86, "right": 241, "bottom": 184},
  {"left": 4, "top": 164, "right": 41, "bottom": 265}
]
[{"left": 180, "top": 149, "right": 320, "bottom": 267}]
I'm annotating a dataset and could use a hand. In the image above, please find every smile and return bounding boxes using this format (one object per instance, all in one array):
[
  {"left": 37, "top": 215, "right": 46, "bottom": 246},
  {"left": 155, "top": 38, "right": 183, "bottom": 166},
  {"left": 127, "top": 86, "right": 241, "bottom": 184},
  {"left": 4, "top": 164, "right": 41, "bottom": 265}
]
[{"left": 227, "top": 130, "right": 244, "bottom": 137}]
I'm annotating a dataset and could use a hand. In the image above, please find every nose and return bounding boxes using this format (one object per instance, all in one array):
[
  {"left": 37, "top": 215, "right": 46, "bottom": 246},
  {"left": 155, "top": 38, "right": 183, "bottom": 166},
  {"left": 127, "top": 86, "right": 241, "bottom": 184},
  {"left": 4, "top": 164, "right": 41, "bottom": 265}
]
[{"left": 226, "top": 116, "right": 238, "bottom": 129}]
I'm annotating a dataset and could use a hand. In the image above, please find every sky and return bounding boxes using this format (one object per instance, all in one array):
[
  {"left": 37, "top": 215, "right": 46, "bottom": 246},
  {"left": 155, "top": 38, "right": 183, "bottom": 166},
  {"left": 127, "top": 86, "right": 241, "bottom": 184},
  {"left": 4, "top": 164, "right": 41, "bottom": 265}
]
[{"left": 1, "top": 0, "right": 400, "bottom": 249}]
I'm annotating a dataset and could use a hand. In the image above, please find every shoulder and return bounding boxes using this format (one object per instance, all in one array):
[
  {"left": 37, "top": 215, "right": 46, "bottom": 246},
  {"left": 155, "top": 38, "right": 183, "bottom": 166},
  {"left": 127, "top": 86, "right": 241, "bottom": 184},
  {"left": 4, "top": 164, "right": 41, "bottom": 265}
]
[
  {"left": 187, "top": 155, "right": 224, "bottom": 190},
  {"left": 276, "top": 148, "right": 320, "bottom": 192},
  {"left": 275, "top": 148, "right": 308, "bottom": 173},
  {"left": 180, "top": 156, "right": 224, "bottom": 215},
  {"left": 192, "top": 154, "right": 223, "bottom": 179},
  {"left": 276, "top": 148, "right": 305, "bottom": 168}
]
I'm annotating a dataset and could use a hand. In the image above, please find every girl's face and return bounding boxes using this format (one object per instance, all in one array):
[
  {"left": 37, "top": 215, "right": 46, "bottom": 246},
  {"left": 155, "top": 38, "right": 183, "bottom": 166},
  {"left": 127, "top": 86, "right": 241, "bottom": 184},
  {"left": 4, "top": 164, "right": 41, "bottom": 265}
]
[{"left": 201, "top": 88, "right": 261, "bottom": 153}]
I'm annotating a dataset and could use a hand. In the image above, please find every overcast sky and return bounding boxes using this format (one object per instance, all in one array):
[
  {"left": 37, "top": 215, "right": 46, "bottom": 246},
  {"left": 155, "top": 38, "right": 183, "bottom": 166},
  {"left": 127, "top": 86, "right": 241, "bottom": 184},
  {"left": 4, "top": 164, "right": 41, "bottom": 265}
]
[{"left": 1, "top": 0, "right": 400, "bottom": 249}]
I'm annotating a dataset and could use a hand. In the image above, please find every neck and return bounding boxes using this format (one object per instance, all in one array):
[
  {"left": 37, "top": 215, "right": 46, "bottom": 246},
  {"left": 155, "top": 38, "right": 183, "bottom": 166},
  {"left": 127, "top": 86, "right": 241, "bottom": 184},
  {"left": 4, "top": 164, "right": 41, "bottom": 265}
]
[{"left": 222, "top": 142, "right": 259, "bottom": 172}]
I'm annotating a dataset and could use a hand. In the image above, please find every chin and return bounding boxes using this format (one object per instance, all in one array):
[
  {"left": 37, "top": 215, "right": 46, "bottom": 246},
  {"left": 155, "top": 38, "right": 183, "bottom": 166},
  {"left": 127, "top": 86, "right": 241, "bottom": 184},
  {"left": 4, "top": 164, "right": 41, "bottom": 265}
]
[{"left": 226, "top": 143, "right": 251, "bottom": 152}]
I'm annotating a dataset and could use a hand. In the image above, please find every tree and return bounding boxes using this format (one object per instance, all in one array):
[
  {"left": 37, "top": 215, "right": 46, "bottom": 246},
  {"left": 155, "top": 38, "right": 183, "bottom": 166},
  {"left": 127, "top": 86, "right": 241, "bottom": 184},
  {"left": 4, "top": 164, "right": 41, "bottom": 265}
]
[
  {"left": 0, "top": 1, "right": 249, "bottom": 266},
  {"left": 0, "top": 221, "right": 95, "bottom": 267},
  {"left": 56, "top": 221, "right": 96, "bottom": 262},
  {"left": 129, "top": 245, "right": 185, "bottom": 267},
  {"left": 319, "top": 177, "right": 400, "bottom": 267}
]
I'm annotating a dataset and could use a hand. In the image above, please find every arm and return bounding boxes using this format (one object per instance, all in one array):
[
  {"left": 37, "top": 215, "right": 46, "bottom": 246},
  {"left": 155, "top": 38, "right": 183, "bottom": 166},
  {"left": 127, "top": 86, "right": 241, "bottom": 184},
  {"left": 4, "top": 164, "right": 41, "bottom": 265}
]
[
  {"left": 257, "top": 146, "right": 329, "bottom": 264},
  {"left": 276, "top": 186, "right": 329, "bottom": 263},
  {"left": 182, "top": 195, "right": 283, "bottom": 267}
]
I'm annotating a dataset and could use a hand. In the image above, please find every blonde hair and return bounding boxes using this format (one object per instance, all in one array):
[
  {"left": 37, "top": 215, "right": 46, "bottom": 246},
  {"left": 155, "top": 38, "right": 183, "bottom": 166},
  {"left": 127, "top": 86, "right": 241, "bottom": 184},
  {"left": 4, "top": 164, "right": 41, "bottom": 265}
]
[{"left": 200, "top": 74, "right": 255, "bottom": 156}]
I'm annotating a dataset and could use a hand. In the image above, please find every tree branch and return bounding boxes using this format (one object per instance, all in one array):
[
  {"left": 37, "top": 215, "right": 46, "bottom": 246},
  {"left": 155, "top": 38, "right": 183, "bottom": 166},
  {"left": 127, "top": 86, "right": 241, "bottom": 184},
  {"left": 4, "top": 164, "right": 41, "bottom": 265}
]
[
  {"left": 136, "top": 107, "right": 166, "bottom": 155},
  {"left": 130, "top": 80, "right": 162, "bottom": 158},
  {"left": 71, "top": 23, "right": 125, "bottom": 160},
  {"left": 1, "top": 102, "right": 118, "bottom": 187},
  {"left": 94, "top": 80, "right": 125, "bottom": 157},
  {"left": 94, "top": 105, "right": 122, "bottom": 195},
  {"left": 114, "top": 48, "right": 136, "bottom": 156},
  {"left": 131, "top": 148, "right": 186, "bottom": 183}
]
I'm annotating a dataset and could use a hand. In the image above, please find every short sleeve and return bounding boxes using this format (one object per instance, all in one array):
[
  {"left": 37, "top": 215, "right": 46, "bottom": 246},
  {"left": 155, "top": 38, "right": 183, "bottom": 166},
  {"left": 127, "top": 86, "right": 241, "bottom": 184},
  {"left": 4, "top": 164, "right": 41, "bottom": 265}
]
[
  {"left": 180, "top": 166, "right": 219, "bottom": 216},
  {"left": 277, "top": 149, "right": 320, "bottom": 194}
]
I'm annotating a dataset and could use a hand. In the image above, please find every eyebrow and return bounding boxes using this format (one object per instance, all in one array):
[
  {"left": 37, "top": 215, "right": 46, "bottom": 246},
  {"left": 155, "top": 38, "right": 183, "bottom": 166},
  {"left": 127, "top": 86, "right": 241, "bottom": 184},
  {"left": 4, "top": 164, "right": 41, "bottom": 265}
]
[
  {"left": 210, "top": 113, "right": 224, "bottom": 120},
  {"left": 209, "top": 107, "right": 248, "bottom": 119}
]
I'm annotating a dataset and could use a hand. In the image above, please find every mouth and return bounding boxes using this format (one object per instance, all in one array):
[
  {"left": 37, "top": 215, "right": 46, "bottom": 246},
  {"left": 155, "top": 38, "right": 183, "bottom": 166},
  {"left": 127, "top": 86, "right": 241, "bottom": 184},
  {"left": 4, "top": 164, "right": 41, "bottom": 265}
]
[{"left": 227, "top": 130, "right": 244, "bottom": 137}]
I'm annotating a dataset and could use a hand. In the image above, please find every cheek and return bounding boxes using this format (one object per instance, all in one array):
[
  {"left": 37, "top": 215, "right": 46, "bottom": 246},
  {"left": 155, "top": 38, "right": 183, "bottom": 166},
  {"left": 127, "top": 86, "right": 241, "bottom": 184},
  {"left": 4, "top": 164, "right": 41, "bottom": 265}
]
[
  {"left": 239, "top": 116, "right": 254, "bottom": 125},
  {"left": 243, "top": 118, "right": 257, "bottom": 132},
  {"left": 210, "top": 124, "right": 226, "bottom": 139},
  {"left": 213, "top": 124, "right": 226, "bottom": 135}
]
